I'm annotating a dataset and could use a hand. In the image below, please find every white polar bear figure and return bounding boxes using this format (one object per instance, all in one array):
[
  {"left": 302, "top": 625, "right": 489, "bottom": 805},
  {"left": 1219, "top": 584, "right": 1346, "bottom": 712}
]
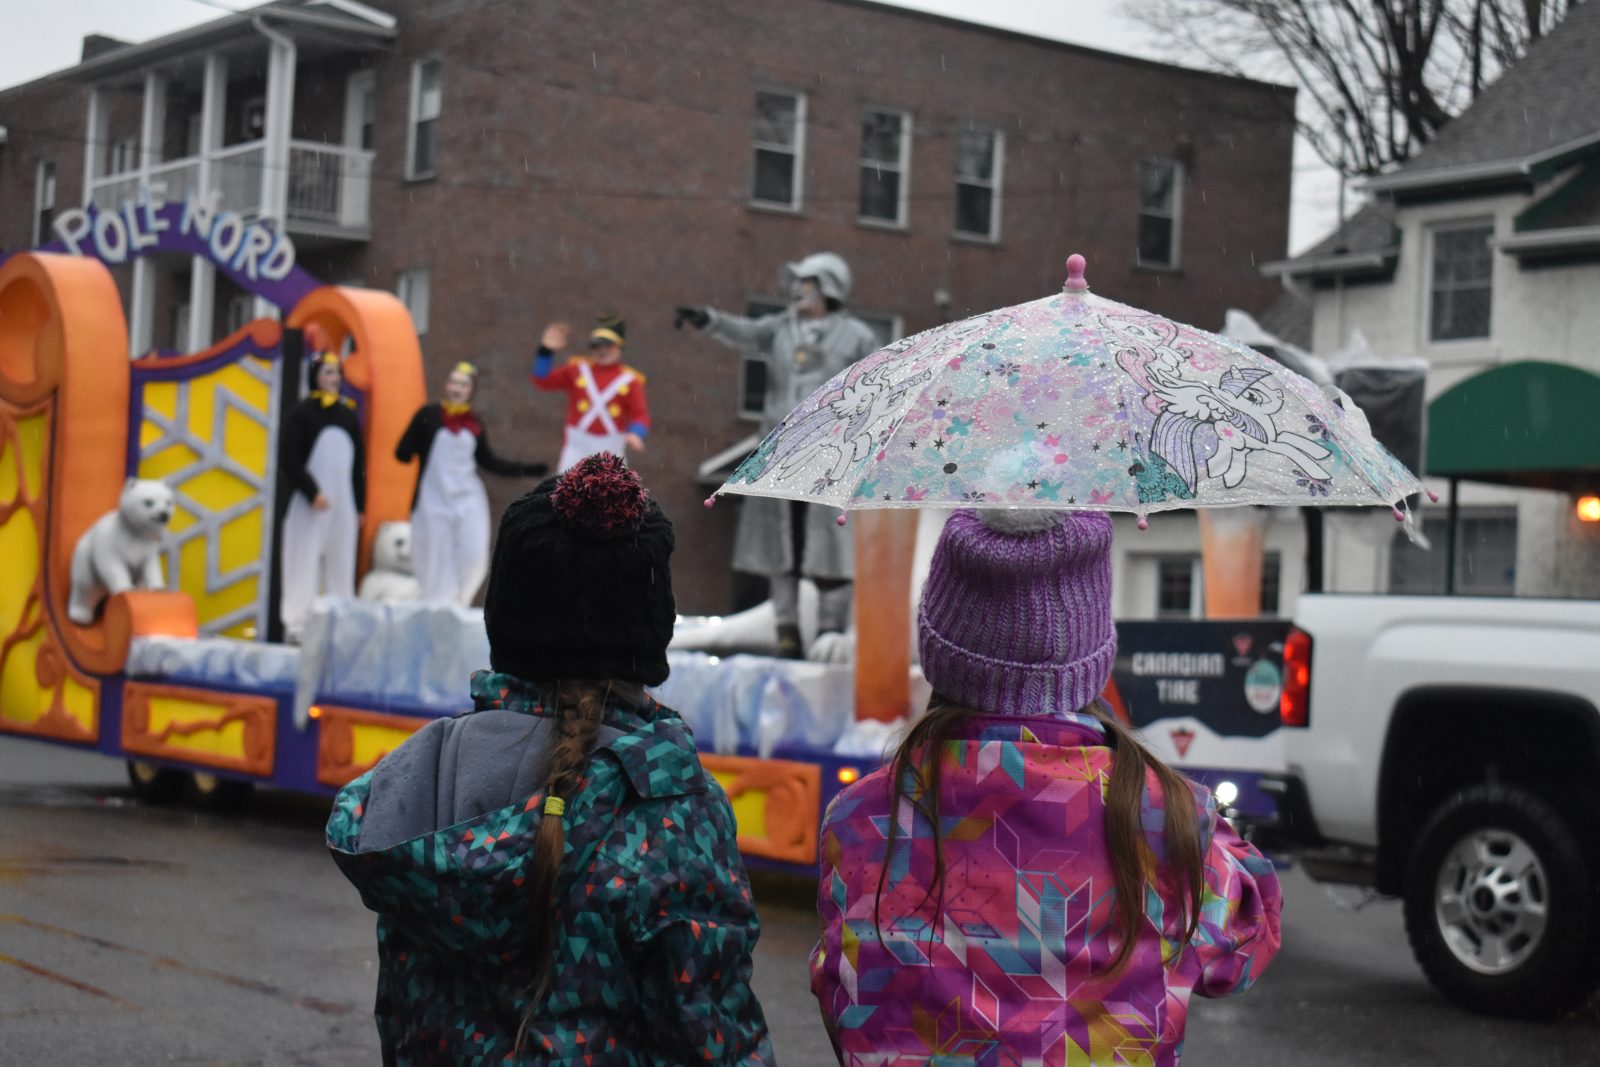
[
  {"left": 67, "top": 478, "right": 174, "bottom": 625},
  {"left": 357, "top": 520, "right": 422, "bottom": 603}
]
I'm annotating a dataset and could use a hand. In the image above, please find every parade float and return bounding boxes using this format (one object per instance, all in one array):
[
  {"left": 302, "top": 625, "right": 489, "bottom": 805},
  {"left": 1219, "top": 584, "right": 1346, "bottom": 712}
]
[
  {"left": 0, "top": 241, "right": 869, "bottom": 872},
  {"left": 1, "top": 228, "right": 1356, "bottom": 872}
]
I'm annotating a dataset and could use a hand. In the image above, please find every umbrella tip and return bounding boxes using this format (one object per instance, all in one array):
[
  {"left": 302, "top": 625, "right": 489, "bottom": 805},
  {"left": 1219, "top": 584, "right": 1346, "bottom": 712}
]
[
  {"left": 703, "top": 495, "right": 716, "bottom": 509},
  {"left": 1064, "top": 253, "right": 1089, "bottom": 292},
  {"left": 1425, "top": 488, "right": 1439, "bottom": 503},
  {"left": 1392, "top": 506, "right": 1405, "bottom": 522},
  {"left": 1136, "top": 514, "right": 1149, "bottom": 531},
  {"left": 836, "top": 513, "right": 848, "bottom": 526}
]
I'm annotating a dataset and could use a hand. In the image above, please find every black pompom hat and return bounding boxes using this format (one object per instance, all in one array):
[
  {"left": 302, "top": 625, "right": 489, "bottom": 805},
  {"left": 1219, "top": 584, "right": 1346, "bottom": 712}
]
[{"left": 483, "top": 454, "right": 675, "bottom": 686}]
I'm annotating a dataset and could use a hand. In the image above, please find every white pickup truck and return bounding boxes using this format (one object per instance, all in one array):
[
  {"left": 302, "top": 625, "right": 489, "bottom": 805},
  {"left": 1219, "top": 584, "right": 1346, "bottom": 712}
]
[{"left": 1257, "top": 593, "right": 1600, "bottom": 1018}]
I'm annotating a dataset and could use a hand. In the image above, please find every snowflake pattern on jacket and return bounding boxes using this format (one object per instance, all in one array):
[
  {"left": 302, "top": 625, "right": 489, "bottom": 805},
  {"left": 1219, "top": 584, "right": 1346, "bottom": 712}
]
[
  {"left": 328, "top": 671, "right": 773, "bottom": 1066},
  {"left": 810, "top": 711, "right": 1282, "bottom": 1066}
]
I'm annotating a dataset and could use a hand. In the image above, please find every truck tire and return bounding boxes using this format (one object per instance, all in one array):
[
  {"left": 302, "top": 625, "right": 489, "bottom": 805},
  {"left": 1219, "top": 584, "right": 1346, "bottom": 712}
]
[
  {"left": 1402, "top": 783, "right": 1599, "bottom": 1017},
  {"left": 127, "top": 760, "right": 186, "bottom": 804}
]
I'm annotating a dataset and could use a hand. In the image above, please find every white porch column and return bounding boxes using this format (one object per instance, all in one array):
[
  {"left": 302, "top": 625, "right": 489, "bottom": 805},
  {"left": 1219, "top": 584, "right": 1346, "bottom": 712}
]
[
  {"left": 188, "top": 53, "right": 228, "bottom": 350},
  {"left": 256, "top": 26, "right": 297, "bottom": 320},
  {"left": 128, "top": 71, "right": 167, "bottom": 357},
  {"left": 82, "top": 87, "right": 106, "bottom": 209}
]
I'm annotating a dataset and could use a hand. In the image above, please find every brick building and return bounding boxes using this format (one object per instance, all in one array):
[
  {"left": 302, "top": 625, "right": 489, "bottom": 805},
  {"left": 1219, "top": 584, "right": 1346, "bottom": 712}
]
[{"left": 0, "top": 0, "right": 1297, "bottom": 612}]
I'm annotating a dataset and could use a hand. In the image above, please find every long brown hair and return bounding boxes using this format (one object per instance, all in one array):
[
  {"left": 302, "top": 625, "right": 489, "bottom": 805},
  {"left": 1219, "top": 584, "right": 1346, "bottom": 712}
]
[
  {"left": 874, "top": 694, "right": 1205, "bottom": 978},
  {"left": 515, "top": 678, "right": 633, "bottom": 1052}
]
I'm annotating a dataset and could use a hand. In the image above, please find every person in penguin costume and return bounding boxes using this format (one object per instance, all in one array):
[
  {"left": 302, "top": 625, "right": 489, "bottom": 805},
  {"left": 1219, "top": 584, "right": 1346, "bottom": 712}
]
[
  {"left": 529, "top": 313, "right": 651, "bottom": 471},
  {"left": 278, "top": 346, "right": 364, "bottom": 643},
  {"left": 395, "top": 361, "right": 548, "bottom": 605}
]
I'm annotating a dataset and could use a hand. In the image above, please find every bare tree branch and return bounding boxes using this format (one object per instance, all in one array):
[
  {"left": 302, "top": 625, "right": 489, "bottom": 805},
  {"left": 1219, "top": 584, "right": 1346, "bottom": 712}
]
[{"left": 1129, "top": 0, "right": 1580, "bottom": 175}]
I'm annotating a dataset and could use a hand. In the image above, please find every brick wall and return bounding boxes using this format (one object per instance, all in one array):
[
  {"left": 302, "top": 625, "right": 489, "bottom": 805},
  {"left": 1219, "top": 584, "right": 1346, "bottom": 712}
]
[{"left": 2, "top": 0, "right": 1295, "bottom": 613}]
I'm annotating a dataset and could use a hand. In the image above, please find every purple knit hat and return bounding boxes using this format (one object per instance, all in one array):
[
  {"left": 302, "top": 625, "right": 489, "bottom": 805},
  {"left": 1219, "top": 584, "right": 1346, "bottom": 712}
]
[{"left": 918, "top": 509, "right": 1116, "bottom": 716}]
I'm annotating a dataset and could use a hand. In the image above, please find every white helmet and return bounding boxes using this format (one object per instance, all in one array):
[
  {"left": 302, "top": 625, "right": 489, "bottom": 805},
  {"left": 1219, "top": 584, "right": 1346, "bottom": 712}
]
[{"left": 783, "top": 252, "right": 853, "bottom": 303}]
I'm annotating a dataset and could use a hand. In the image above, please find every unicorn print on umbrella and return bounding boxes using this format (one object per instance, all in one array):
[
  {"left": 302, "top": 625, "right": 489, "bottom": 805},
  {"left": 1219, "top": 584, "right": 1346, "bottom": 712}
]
[
  {"left": 1102, "top": 310, "right": 1333, "bottom": 495},
  {"left": 730, "top": 355, "right": 933, "bottom": 494}
]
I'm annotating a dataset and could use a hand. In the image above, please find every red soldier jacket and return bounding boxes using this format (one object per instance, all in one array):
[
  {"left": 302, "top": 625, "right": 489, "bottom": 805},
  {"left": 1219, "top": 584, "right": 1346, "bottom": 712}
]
[{"left": 530, "top": 348, "right": 651, "bottom": 439}]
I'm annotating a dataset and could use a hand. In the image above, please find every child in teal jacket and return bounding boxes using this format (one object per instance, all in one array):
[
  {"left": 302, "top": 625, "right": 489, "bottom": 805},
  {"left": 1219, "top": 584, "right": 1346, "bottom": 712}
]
[{"left": 328, "top": 454, "right": 772, "bottom": 1065}]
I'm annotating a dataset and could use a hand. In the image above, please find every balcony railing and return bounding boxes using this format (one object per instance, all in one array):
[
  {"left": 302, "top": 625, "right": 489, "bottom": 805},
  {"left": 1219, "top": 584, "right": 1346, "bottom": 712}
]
[{"left": 88, "top": 139, "right": 374, "bottom": 238}]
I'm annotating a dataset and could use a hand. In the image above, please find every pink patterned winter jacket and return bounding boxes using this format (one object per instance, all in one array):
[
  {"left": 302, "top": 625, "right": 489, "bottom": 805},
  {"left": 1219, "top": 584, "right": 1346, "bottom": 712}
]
[{"left": 811, "top": 711, "right": 1283, "bottom": 1066}]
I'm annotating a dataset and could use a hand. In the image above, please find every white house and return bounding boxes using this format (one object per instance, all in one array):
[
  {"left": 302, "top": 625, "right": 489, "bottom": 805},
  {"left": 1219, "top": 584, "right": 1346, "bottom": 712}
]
[{"left": 1261, "top": 0, "right": 1600, "bottom": 602}]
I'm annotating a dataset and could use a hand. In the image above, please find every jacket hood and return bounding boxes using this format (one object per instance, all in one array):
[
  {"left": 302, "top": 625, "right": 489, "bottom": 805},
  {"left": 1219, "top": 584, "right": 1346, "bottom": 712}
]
[{"left": 326, "top": 676, "right": 698, "bottom": 970}]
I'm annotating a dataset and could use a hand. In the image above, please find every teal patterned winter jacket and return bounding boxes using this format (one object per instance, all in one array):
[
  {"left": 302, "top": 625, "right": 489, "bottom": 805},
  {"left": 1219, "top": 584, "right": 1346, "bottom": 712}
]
[{"left": 327, "top": 671, "right": 774, "bottom": 1066}]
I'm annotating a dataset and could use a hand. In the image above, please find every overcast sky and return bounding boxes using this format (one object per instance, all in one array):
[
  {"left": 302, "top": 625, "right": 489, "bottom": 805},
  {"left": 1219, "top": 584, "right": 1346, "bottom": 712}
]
[{"left": 3, "top": 0, "right": 1339, "bottom": 252}]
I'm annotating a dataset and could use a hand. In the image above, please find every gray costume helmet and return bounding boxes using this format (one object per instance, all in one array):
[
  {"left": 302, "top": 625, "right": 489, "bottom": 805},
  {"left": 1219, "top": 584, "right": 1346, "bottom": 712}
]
[{"left": 783, "top": 252, "right": 853, "bottom": 303}]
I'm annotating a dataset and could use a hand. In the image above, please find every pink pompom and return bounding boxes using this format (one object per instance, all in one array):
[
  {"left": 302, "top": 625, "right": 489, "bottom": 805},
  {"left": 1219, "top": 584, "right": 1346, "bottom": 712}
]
[
  {"left": 1136, "top": 514, "right": 1149, "bottom": 531},
  {"left": 703, "top": 496, "right": 716, "bottom": 509},
  {"left": 1392, "top": 507, "right": 1405, "bottom": 522},
  {"left": 836, "top": 513, "right": 848, "bottom": 526}
]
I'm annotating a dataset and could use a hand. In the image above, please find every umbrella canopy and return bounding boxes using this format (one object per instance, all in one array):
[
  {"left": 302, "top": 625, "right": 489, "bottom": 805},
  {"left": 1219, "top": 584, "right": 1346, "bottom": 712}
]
[{"left": 713, "top": 255, "right": 1421, "bottom": 521}]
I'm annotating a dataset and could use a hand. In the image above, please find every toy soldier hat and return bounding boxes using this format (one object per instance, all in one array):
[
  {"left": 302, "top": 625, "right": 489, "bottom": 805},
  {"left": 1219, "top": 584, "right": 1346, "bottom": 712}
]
[{"left": 590, "top": 313, "right": 626, "bottom": 347}]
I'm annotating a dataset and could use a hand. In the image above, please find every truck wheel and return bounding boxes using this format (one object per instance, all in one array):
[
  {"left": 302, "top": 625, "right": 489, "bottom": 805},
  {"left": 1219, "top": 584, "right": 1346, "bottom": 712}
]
[
  {"left": 127, "top": 760, "right": 187, "bottom": 804},
  {"left": 1403, "top": 783, "right": 1599, "bottom": 1017},
  {"left": 186, "top": 771, "right": 254, "bottom": 810}
]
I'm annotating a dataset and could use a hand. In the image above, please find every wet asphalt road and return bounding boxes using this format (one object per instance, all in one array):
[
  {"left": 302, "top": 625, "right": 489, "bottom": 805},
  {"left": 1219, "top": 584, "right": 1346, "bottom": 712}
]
[{"left": 2, "top": 737, "right": 1596, "bottom": 1066}]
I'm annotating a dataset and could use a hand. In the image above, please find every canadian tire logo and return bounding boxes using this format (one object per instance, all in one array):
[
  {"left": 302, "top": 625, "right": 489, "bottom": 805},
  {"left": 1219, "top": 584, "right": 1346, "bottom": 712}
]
[{"left": 1170, "top": 727, "right": 1195, "bottom": 757}]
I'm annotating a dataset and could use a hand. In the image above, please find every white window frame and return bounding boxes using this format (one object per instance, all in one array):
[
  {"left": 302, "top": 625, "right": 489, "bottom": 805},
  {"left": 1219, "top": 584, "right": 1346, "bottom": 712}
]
[
  {"left": 397, "top": 268, "right": 432, "bottom": 337},
  {"left": 33, "top": 159, "right": 56, "bottom": 246},
  {"left": 406, "top": 58, "right": 442, "bottom": 180},
  {"left": 1425, "top": 218, "right": 1495, "bottom": 344},
  {"left": 1136, "top": 158, "right": 1184, "bottom": 270},
  {"left": 750, "top": 88, "right": 806, "bottom": 212},
  {"left": 953, "top": 125, "right": 1003, "bottom": 242},
  {"left": 858, "top": 108, "right": 911, "bottom": 228},
  {"left": 110, "top": 136, "right": 138, "bottom": 175},
  {"left": 854, "top": 310, "right": 903, "bottom": 349},
  {"left": 345, "top": 69, "right": 377, "bottom": 151},
  {"left": 1154, "top": 554, "right": 1205, "bottom": 619}
]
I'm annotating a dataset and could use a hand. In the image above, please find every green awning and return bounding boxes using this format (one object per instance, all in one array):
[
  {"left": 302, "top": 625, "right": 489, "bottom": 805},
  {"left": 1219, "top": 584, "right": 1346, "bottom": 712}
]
[{"left": 1427, "top": 361, "right": 1600, "bottom": 491}]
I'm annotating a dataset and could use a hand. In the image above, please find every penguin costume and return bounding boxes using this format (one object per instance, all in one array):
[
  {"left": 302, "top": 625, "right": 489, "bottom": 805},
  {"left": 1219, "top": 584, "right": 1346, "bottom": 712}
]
[
  {"left": 278, "top": 349, "right": 365, "bottom": 642},
  {"left": 396, "top": 361, "right": 548, "bottom": 605}
]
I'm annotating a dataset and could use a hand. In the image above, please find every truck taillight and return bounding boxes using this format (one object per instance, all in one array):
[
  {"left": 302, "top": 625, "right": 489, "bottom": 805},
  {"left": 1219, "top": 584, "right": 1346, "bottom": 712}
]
[{"left": 1280, "top": 627, "right": 1312, "bottom": 727}]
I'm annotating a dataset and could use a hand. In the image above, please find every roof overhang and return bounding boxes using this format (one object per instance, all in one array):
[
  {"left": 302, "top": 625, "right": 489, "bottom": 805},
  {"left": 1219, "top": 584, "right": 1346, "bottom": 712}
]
[
  {"left": 1495, "top": 224, "right": 1600, "bottom": 258},
  {"left": 1260, "top": 248, "right": 1398, "bottom": 282},
  {"left": 1361, "top": 130, "right": 1600, "bottom": 197},
  {"left": 1427, "top": 361, "right": 1600, "bottom": 493},
  {"left": 57, "top": 3, "right": 394, "bottom": 85}
]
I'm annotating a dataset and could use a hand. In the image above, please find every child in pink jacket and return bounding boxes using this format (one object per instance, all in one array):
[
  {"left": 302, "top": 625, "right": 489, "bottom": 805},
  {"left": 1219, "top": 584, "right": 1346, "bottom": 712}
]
[{"left": 811, "top": 509, "right": 1282, "bottom": 1066}]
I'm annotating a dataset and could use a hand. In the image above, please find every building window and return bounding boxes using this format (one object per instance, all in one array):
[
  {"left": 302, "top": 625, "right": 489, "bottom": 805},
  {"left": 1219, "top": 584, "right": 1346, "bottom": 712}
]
[
  {"left": 855, "top": 311, "right": 901, "bottom": 349},
  {"left": 954, "top": 127, "right": 1002, "bottom": 240},
  {"left": 33, "top": 160, "right": 56, "bottom": 246},
  {"left": 397, "top": 268, "right": 432, "bottom": 337},
  {"left": 859, "top": 109, "right": 910, "bottom": 226},
  {"left": 1390, "top": 510, "right": 1516, "bottom": 595},
  {"left": 1156, "top": 556, "right": 1202, "bottom": 618},
  {"left": 346, "top": 70, "right": 376, "bottom": 151},
  {"left": 1137, "top": 159, "right": 1183, "bottom": 269},
  {"left": 736, "top": 299, "right": 784, "bottom": 420},
  {"left": 407, "top": 59, "right": 442, "bottom": 179},
  {"left": 1429, "top": 222, "right": 1493, "bottom": 341},
  {"left": 752, "top": 90, "right": 805, "bottom": 210},
  {"left": 109, "top": 136, "right": 138, "bottom": 175}
]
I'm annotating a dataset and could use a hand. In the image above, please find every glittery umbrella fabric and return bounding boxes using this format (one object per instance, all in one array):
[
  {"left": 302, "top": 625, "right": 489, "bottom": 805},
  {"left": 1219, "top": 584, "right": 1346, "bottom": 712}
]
[{"left": 715, "top": 267, "right": 1421, "bottom": 517}]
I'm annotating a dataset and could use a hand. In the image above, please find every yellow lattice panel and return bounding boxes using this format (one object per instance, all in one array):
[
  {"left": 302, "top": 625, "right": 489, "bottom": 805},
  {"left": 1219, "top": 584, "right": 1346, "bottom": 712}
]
[{"left": 136, "top": 354, "right": 276, "bottom": 637}]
